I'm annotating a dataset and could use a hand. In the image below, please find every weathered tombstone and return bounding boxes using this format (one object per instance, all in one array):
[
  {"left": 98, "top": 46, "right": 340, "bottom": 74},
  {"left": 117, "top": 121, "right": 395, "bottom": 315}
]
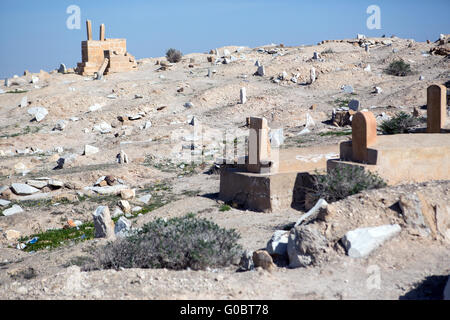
[
  {"left": 20, "top": 96, "right": 28, "bottom": 108},
  {"left": 352, "top": 111, "right": 377, "bottom": 163},
  {"left": 313, "top": 52, "right": 319, "bottom": 60},
  {"left": 255, "top": 60, "right": 262, "bottom": 67},
  {"left": 207, "top": 68, "right": 212, "bottom": 78},
  {"left": 240, "top": 87, "right": 247, "bottom": 104},
  {"left": 348, "top": 99, "right": 360, "bottom": 111},
  {"left": 247, "top": 117, "right": 271, "bottom": 173},
  {"left": 5, "top": 78, "right": 10, "bottom": 87},
  {"left": 257, "top": 65, "right": 265, "bottom": 76},
  {"left": 427, "top": 84, "right": 446, "bottom": 133},
  {"left": 86, "top": 20, "right": 93, "bottom": 41},
  {"left": 310, "top": 67, "right": 316, "bottom": 84},
  {"left": 58, "top": 63, "right": 67, "bottom": 74},
  {"left": 93, "top": 206, "right": 116, "bottom": 240},
  {"left": 99, "top": 24, "right": 105, "bottom": 41},
  {"left": 365, "top": 44, "right": 370, "bottom": 53}
]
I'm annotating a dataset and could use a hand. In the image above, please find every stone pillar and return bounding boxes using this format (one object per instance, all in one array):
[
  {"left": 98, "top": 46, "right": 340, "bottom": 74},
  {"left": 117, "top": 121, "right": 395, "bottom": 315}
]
[
  {"left": 352, "top": 111, "right": 377, "bottom": 163},
  {"left": 427, "top": 84, "right": 446, "bottom": 133},
  {"left": 100, "top": 24, "right": 105, "bottom": 41},
  {"left": 240, "top": 87, "right": 247, "bottom": 104},
  {"left": 86, "top": 20, "right": 93, "bottom": 41},
  {"left": 247, "top": 117, "right": 271, "bottom": 173}
]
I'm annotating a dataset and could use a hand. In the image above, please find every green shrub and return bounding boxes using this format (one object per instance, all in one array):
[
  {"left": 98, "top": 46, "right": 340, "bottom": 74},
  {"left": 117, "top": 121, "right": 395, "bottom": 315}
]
[
  {"left": 380, "top": 111, "right": 420, "bottom": 134},
  {"left": 308, "top": 166, "right": 387, "bottom": 204},
  {"left": 166, "top": 48, "right": 183, "bottom": 63},
  {"left": 321, "top": 48, "right": 334, "bottom": 54},
  {"left": 386, "top": 59, "right": 412, "bottom": 76},
  {"left": 86, "top": 214, "right": 241, "bottom": 271},
  {"left": 219, "top": 204, "right": 231, "bottom": 212}
]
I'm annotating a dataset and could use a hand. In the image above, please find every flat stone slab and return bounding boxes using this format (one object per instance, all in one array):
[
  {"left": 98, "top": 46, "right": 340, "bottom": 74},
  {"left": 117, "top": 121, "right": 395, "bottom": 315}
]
[
  {"left": 14, "top": 193, "right": 52, "bottom": 201},
  {"left": 2, "top": 205, "right": 24, "bottom": 216},
  {"left": 0, "top": 199, "right": 11, "bottom": 207},
  {"left": 11, "top": 183, "right": 40, "bottom": 195},
  {"left": 27, "top": 180, "right": 49, "bottom": 189},
  {"left": 342, "top": 224, "right": 401, "bottom": 258},
  {"left": 84, "top": 185, "right": 129, "bottom": 195}
]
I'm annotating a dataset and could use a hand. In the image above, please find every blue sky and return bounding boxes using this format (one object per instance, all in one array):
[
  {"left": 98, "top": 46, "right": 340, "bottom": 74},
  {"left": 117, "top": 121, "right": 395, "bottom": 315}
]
[{"left": 0, "top": 0, "right": 449, "bottom": 78}]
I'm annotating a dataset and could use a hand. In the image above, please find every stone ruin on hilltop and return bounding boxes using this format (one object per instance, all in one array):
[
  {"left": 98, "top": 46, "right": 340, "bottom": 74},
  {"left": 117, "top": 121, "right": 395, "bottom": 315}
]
[{"left": 76, "top": 20, "right": 137, "bottom": 77}]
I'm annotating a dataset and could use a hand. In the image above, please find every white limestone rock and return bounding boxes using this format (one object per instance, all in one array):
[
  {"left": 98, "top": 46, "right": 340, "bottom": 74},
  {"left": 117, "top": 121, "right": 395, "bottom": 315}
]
[{"left": 342, "top": 224, "right": 401, "bottom": 258}]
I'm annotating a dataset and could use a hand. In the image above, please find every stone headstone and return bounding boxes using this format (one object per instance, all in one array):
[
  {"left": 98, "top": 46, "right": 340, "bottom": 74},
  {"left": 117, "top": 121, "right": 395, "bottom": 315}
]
[
  {"left": 255, "top": 60, "right": 262, "bottom": 67},
  {"left": 269, "top": 128, "right": 284, "bottom": 148},
  {"left": 5, "top": 78, "right": 10, "bottom": 87},
  {"left": 352, "top": 111, "right": 377, "bottom": 163},
  {"left": 257, "top": 65, "right": 265, "bottom": 76},
  {"left": 342, "top": 85, "right": 354, "bottom": 94},
  {"left": 427, "top": 84, "right": 446, "bottom": 133},
  {"left": 313, "top": 52, "right": 319, "bottom": 60},
  {"left": 20, "top": 96, "right": 28, "bottom": 108},
  {"left": 310, "top": 67, "right": 316, "bottom": 83},
  {"left": 365, "top": 44, "right": 370, "bottom": 53},
  {"left": 58, "top": 64, "right": 67, "bottom": 74},
  {"left": 114, "top": 216, "right": 131, "bottom": 236},
  {"left": 348, "top": 100, "right": 360, "bottom": 111},
  {"left": 92, "top": 206, "right": 116, "bottom": 239},
  {"left": 240, "top": 87, "right": 247, "bottom": 104}
]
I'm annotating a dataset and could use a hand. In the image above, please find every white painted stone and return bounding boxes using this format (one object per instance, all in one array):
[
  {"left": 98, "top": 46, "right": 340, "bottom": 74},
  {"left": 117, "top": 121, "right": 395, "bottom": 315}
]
[
  {"left": 0, "top": 199, "right": 11, "bottom": 207},
  {"left": 295, "top": 199, "right": 328, "bottom": 227},
  {"left": 27, "top": 107, "right": 48, "bottom": 122},
  {"left": 266, "top": 230, "right": 289, "bottom": 256},
  {"left": 26, "top": 180, "right": 48, "bottom": 189},
  {"left": 310, "top": 67, "right": 316, "bottom": 83},
  {"left": 3, "top": 205, "right": 24, "bottom": 216},
  {"left": 11, "top": 183, "right": 40, "bottom": 195},
  {"left": 269, "top": 128, "right": 284, "bottom": 148},
  {"left": 342, "top": 224, "right": 401, "bottom": 258},
  {"left": 137, "top": 194, "right": 152, "bottom": 205},
  {"left": 20, "top": 96, "right": 28, "bottom": 108},
  {"left": 84, "top": 145, "right": 99, "bottom": 156},
  {"left": 84, "top": 185, "right": 129, "bottom": 195}
]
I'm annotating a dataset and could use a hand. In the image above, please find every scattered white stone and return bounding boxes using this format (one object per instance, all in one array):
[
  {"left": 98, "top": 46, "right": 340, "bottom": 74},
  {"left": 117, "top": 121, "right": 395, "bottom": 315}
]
[
  {"left": 266, "top": 230, "right": 289, "bottom": 256},
  {"left": 0, "top": 199, "right": 11, "bottom": 207},
  {"left": 27, "top": 107, "right": 48, "bottom": 122},
  {"left": 3, "top": 205, "right": 24, "bottom": 216},
  {"left": 374, "top": 86, "right": 383, "bottom": 94},
  {"left": 26, "top": 180, "right": 48, "bottom": 189},
  {"left": 184, "top": 102, "right": 194, "bottom": 108},
  {"left": 342, "top": 224, "right": 401, "bottom": 258},
  {"left": 341, "top": 85, "right": 354, "bottom": 94},
  {"left": 137, "top": 194, "right": 152, "bottom": 205},
  {"left": 132, "top": 206, "right": 143, "bottom": 213},
  {"left": 357, "top": 34, "right": 366, "bottom": 40},
  {"left": 48, "top": 179, "right": 64, "bottom": 188},
  {"left": 115, "top": 216, "right": 131, "bottom": 237},
  {"left": 364, "top": 64, "right": 371, "bottom": 72},
  {"left": 88, "top": 104, "right": 102, "bottom": 112},
  {"left": 107, "top": 94, "right": 117, "bottom": 99},
  {"left": 93, "top": 121, "right": 112, "bottom": 134},
  {"left": 54, "top": 120, "right": 68, "bottom": 131},
  {"left": 70, "top": 117, "right": 79, "bottom": 122},
  {"left": 419, "top": 75, "right": 425, "bottom": 81},
  {"left": 31, "top": 76, "right": 39, "bottom": 84},
  {"left": 84, "top": 185, "right": 129, "bottom": 195},
  {"left": 84, "top": 145, "right": 99, "bottom": 156},
  {"left": 11, "top": 183, "right": 40, "bottom": 195},
  {"left": 20, "top": 96, "right": 28, "bottom": 108}
]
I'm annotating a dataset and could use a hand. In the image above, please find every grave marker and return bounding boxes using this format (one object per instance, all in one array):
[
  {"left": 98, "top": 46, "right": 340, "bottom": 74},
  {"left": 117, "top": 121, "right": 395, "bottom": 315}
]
[
  {"left": 352, "top": 111, "right": 377, "bottom": 163},
  {"left": 427, "top": 84, "right": 446, "bottom": 133}
]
